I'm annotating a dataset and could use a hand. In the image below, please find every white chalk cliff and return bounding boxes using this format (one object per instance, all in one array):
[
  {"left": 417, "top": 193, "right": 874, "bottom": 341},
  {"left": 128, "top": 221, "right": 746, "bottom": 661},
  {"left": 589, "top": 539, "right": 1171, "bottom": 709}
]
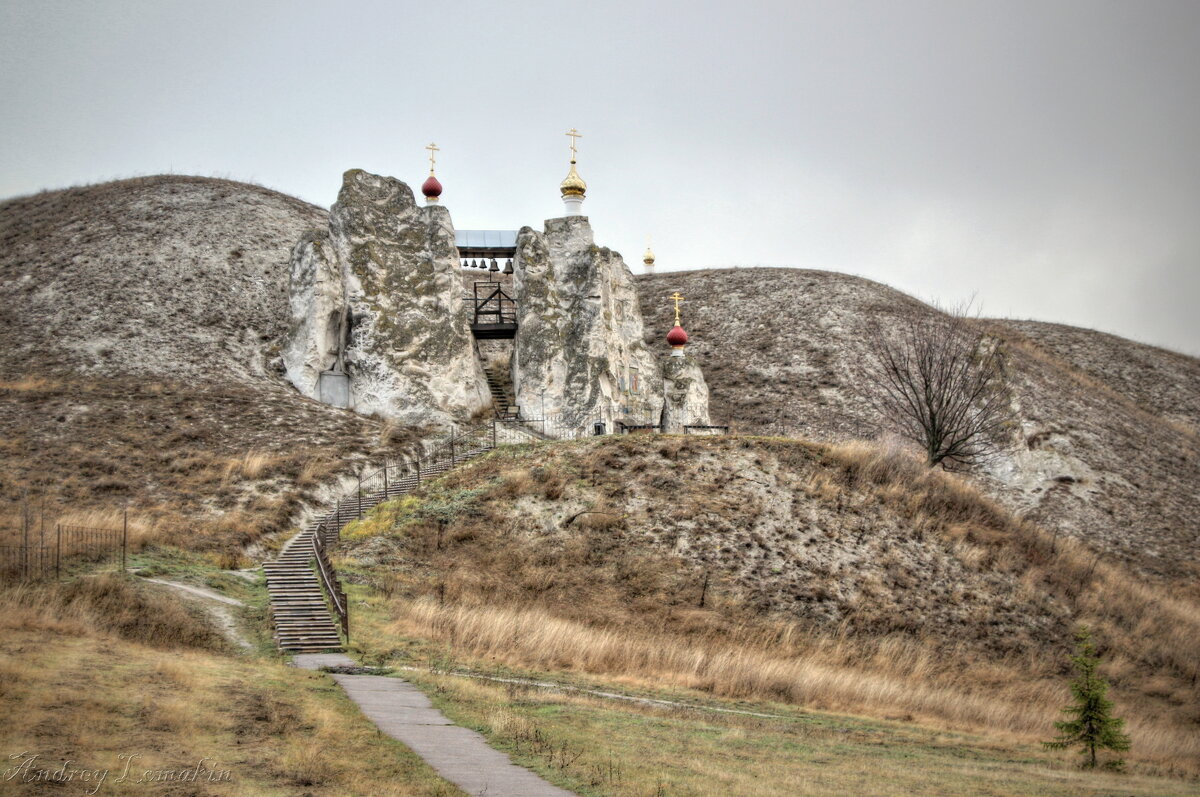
[{"left": 283, "top": 169, "right": 490, "bottom": 426}]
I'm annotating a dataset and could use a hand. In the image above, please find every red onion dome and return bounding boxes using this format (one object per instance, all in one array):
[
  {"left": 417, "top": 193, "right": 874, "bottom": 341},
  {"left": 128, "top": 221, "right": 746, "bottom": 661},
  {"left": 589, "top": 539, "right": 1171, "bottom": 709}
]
[
  {"left": 666, "top": 325, "right": 689, "bottom": 348},
  {"left": 421, "top": 174, "right": 443, "bottom": 200}
]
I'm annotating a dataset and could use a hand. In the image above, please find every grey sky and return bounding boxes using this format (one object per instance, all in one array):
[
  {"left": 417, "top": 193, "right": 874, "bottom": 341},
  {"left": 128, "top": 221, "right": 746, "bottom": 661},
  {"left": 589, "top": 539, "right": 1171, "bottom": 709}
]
[{"left": 2, "top": 0, "right": 1197, "bottom": 354}]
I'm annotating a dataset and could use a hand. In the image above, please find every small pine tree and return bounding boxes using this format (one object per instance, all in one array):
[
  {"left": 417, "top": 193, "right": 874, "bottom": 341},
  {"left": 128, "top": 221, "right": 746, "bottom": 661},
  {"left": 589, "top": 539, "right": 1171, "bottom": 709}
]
[{"left": 1043, "top": 626, "right": 1131, "bottom": 769}]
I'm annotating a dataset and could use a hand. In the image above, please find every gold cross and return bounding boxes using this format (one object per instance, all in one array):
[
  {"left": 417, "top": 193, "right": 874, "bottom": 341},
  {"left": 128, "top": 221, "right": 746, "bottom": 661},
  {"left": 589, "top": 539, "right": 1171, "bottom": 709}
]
[
  {"left": 670, "top": 292, "right": 684, "bottom": 325},
  {"left": 565, "top": 128, "right": 582, "bottom": 160},
  {"left": 425, "top": 142, "right": 439, "bottom": 173}
]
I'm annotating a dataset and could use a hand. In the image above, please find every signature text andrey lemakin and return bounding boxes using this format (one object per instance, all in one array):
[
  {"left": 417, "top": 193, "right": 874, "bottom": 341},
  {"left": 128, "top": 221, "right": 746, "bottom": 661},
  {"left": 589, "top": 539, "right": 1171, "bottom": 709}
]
[{"left": 4, "top": 751, "right": 231, "bottom": 794}]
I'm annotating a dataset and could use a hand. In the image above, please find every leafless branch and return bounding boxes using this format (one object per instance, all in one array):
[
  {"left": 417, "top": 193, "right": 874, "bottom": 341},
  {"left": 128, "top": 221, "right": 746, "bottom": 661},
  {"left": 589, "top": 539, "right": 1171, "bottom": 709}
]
[{"left": 858, "top": 304, "right": 1017, "bottom": 468}]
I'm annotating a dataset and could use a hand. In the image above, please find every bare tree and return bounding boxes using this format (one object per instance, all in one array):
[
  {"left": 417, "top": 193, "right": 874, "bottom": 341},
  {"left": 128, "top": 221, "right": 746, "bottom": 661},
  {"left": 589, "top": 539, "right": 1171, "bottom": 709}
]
[{"left": 861, "top": 305, "right": 1017, "bottom": 468}]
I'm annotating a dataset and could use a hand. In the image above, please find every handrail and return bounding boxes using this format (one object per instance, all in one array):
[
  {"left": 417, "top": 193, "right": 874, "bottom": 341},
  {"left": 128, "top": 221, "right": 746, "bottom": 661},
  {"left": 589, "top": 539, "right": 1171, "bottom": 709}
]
[
  {"left": 311, "top": 527, "right": 348, "bottom": 642},
  {"left": 288, "top": 412, "right": 729, "bottom": 646},
  {"left": 294, "top": 420, "right": 507, "bottom": 645},
  {"left": 354, "top": 418, "right": 497, "bottom": 489}
]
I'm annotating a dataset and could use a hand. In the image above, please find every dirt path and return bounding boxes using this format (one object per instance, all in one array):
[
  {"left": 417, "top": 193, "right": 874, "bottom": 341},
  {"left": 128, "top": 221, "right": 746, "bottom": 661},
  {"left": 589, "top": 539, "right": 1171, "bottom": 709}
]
[
  {"left": 144, "top": 578, "right": 254, "bottom": 651},
  {"left": 395, "top": 664, "right": 791, "bottom": 720},
  {"left": 293, "top": 653, "right": 574, "bottom": 797}
]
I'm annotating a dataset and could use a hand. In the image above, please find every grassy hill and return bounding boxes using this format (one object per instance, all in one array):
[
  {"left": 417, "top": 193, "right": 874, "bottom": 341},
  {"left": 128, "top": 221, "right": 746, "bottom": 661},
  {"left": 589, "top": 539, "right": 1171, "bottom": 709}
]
[
  {"left": 0, "top": 177, "right": 423, "bottom": 556},
  {"left": 336, "top": 435, "right": 1199, "bottom": 778},
  {"left": 2, "top": 175, "right": 1197, "bottom": 793},
  {"left": 637, "top": 268, "right": 1200, "bottom": 585}
]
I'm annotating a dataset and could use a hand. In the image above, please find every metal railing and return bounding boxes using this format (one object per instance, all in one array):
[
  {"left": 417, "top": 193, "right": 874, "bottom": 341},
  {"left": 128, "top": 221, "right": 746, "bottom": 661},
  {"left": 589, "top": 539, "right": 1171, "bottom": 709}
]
[
  {"left": 683, "top": 425, "right": 731, "bottom": 435},
  {"left": 275, "top": 412, "right": 732, "bottom": 644},
  {"left": 311, "top": 530, "right": 348, "bottom": 642}
]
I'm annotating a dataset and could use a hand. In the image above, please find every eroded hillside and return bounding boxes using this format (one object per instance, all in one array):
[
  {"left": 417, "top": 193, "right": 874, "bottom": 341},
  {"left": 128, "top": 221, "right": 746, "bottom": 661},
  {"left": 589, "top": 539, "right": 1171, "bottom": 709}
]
[
  {"left": 2, "top": 177, "right": 1196, "bottom": 583},
  {"left": 0, "top": 177, "right": 422, "bottom": 549},
  {"left": 339, "top": 435, "right": 1200, "bottom": 773},
  {"left": 637, "top": 269, "right": 1200, "bottom": 584},
  {"left": 0, "top": 175, "right": 327, "bottom": 380},
  {"left": 994, "top": 319, "right": 1200, "bottom": 431}
]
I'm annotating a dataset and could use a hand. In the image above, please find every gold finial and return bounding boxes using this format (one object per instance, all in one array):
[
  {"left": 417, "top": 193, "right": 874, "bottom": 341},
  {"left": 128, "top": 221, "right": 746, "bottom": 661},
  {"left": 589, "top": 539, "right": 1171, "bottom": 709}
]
[
  {"left": 560, "top": 128, "right": 587, "bottom": 198},
  {"left": 670, "top": 292, "right": 684, "bottom": 325},
  {"left": 644, "top": 237, "right": 655, "bottom": 266},
  {"left": 425, "top": 142, "right": 439, "bottom": 174}
]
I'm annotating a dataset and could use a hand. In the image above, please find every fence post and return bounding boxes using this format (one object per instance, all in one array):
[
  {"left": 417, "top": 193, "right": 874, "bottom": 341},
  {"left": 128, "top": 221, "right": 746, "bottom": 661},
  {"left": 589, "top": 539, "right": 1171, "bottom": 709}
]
[
  {"left": 416, "top": 461, "right": 421, "bottom": 487},
  {"left": 22, "top": 507, "right": 29, "bottom": 581},
  {"left": 450, "top": 436, "right": 456, "bottom": 465},
  {"left": 492, "top": 418, "right": 497, "bottom": 449},
  {"left": 55, "top": 523, "right": 60, "bottom": 580},
  {"left": 357, "top": 470, "right": 363, "bottom": 520},
  {"left": 122, "top": 508, "right": 128, "bottom": 574},
  {"left": 383, "top": 462, "right": 389, "bottom": 495}
]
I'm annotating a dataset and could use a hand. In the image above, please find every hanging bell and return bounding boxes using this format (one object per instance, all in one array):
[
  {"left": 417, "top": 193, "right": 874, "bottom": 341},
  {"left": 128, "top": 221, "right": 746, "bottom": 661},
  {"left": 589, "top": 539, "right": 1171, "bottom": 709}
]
[
  {"left": 503, "top": 259, "right": 514, "bottom": 274},
  {"left": 489, "top": 258, "right": 499, "bottom": 272}
]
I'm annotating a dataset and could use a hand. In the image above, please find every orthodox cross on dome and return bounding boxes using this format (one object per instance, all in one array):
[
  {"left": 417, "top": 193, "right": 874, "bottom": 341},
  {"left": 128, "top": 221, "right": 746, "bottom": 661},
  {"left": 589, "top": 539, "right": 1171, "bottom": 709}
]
[
  {"left": 560, "top": 128, "right": 587, "bottom": 214},
  {"left": 666, "top": 291, "right": 689, "bottom": 354},
  {"left": 421, "top": 143, "right": 443, "bottom": 205},
  {"left": 670, "top": 292, "right": 684, "bottom": 325},
  {"left": 565, "top": 128, "right": 582, "bottom": 161}
]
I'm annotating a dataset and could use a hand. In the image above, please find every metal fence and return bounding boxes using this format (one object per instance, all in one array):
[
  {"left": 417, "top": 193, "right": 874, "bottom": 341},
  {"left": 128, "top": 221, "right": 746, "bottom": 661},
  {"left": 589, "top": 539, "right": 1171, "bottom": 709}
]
[
  {"left": 505, "top": 414, "right": 732, "bottom": 439},
  {"left": 0, "top": 520, "right": 128, "bottom": 583}
]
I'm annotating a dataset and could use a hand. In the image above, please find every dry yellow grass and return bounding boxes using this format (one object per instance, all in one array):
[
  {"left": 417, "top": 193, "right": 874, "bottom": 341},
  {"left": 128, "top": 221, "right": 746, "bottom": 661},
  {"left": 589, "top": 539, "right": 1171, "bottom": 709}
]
[
  {"left": 0, "top": 573, "right": 227, "bottom": 650},
  {"left": 221, "top": 450, "right": 285, "bottom": 483},
  {"left": 0, "top": 375, "right": 61, "bottom": 391},
  {"left": 0, "top": 573, "right": 462, "bottom": 795},
  {"left": 390, "top": 597, "right": 1199, "bottom": 777},
  {"left": 404, "top": 668, "right": 1199, "bottom": 797},
  {"left": 343, "top": 434, "right": 1200, "bottom": 779}
]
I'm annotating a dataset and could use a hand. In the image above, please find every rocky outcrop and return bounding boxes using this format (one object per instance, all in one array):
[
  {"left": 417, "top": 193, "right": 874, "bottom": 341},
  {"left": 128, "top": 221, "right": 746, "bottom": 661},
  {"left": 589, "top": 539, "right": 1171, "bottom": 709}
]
[
  {"left": 512, "top": 216, "right": 664, "bottom": 429},
  {"left": 661, "top": 354, "right": 712, "bottom": 433},
  {"left": 283, "top": 231, "right": 344, "bottom": 398},
  {"left": 283, "top": 170, "right": 490, "bottom": 426}
]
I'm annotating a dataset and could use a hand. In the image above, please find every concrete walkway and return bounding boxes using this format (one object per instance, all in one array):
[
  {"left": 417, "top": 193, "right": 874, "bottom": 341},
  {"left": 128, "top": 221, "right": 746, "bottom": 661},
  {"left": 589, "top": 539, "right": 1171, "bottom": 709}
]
[{"left": 294, "top": 653, "right": 574, "bottom": 797}]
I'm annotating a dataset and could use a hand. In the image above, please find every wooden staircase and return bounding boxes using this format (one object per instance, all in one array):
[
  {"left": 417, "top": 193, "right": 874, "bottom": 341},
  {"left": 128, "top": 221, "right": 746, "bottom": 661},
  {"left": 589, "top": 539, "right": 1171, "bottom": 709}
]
[
  {"left": 483, "top": 365, "right": 519, "bottom": 419},
  {"left": 263, "top": 531, "right": 343, "bottom": 652},
  {"left": 264, "top": 428, "right": 498, "bottom": 653}
]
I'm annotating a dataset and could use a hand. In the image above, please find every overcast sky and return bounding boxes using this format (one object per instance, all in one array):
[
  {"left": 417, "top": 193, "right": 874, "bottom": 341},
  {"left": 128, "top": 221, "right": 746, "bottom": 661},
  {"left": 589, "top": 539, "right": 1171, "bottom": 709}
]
[{"left": 2, "top": 1, "right": 1197, "bottom": 354}]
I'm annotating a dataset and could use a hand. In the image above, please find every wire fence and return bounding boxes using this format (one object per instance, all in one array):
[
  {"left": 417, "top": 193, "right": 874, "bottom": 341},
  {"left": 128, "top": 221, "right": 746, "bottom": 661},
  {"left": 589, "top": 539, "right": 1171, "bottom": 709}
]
[
  {"left": 0, "top": 519, "right": 129, "bottom": 583},
  {"left": 2, "top": 406, "right": 735, "bottom": 589}
]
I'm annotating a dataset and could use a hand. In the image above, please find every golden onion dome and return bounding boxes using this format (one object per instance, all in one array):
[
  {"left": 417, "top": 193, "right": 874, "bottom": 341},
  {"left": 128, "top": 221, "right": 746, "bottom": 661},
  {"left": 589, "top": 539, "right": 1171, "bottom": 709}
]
[
  {"left": 643, "top": 245, "right": 655, "bottom": 265},
  {"left": 560, "top": 160, "right": 587, "bottom": 197}
]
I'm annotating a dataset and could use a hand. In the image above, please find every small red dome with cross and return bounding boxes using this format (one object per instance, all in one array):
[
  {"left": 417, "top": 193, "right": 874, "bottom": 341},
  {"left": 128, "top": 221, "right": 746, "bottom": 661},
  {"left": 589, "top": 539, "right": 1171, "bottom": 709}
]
[
  {"left": 421, "top": 174, "right": 442, "bottom": 201},
  {"left": 422, "top": 142, "right": 442, "bottom": 203},
  {"left": 666, "top": 292, "right": 689, "bottom": 350}
]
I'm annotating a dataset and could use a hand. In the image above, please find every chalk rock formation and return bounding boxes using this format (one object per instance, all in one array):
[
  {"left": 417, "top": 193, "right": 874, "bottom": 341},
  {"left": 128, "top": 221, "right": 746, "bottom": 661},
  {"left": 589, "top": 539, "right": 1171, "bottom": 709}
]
[
  {"left": 283, "top": 169, "right": 490, "bottom": 426},
  {"left": 661, "top": 354, "right": 712, "bottom": 433},
  {"left": 512, "top": 216, "right": 664, "bottom": 429},
  {"left": 283, "top": 230, "right": 344, "bottom": 398}
]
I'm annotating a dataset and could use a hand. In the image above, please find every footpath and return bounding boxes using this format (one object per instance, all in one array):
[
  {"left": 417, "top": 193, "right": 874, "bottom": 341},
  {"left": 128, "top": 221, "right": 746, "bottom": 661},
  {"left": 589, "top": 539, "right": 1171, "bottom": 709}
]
[{"left": 293, "top": 653, "right": 574, "bottom": 797}]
